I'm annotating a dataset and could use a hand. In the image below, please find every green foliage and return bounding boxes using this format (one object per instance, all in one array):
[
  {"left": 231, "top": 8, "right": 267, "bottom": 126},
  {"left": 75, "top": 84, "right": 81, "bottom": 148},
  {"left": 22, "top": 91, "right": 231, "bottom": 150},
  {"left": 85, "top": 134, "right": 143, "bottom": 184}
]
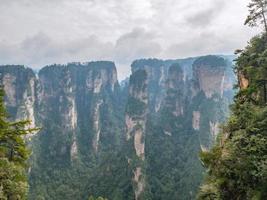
[
  {"left": 28, "top": 91, "right": 132, "bottom": 200},
  {"left": 126, "top": 97, "right": 146, "bottom": 116},
  {"left": 198, "top": 35, "right": 267, "bottom": 200},
  {"left": 129, "top": 69, "right": 147, "bottom": 92},
  {"left": 0, "top": 88, "right": 36, "bottom": 199},
  {"left": 198, "top": 104, "right": 267, "bottom": 199},
  {"left": 245, "top": 0, "right": 267, "bottom": 32},
  {"left": 0, "top": 158, "right": 29, "bottom": 200},
  {"left": 88, "top": 195, "right": 108, "bottom": 200},
  {"left": 145, "top": 109, "right": 205, "bottom": 200},
  {"left": 193, "top": 55, "right": 227, "bottom": 68},
  {"left": 126, "top": 69, "right": 147, "bottom": 116},
  {"left": 2, "top": 57, "right": 234, "bottom": 199},
  {"left": 235, "top": 34, "right": 267, "bottom": 105}
]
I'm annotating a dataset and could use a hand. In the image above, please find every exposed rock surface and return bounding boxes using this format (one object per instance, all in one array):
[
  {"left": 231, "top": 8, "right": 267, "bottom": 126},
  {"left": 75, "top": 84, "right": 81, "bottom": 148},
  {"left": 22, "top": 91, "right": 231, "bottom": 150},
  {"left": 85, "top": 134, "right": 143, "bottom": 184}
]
[
  {"left": 238, "top": 71, "right": 249, "bottom": 89},
  {"left": 125, "top": 69, "right": 148, "bottom": 200},
  {"left": 36, "top": 62, "right": 119, "bottom": 159},
  {"left": 0, "top": 62, "right": 122, "bottom": 191},
  {"left": 193, "top": 111, "right": 201, "bottom": 130},
  {"left": 0, "top": 55, "right": 235, "bottom": 200},
  {"left": 0, "top": 65, "right": 37, "bottom": 130},
  {"left": 193, "top": 55, "right": 228, "bottom": 98},
  {"left": 126, "top": 55, "right": 235, "bottom": 200}
]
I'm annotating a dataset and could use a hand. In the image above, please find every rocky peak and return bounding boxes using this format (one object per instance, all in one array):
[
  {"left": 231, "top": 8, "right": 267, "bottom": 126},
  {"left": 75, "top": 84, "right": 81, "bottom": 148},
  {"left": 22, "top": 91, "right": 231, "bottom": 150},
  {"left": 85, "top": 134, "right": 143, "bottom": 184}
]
[
  {"left": 166, "top": 63, "right": 184, "bottom": 88},
  {"left": 128, "top": 69, "right": 148, "bottom": 105},
  {"left": 193, "top": 55, "right": 228, "bottom": 98},
  {"left": 38, "top": 61, "right": 120, "bottom": 157},
  {"left": 87, "top": 61, "right": 118, "bottom": 93},
  {"left": 238, "top": 71, "right": 249, "bottom": 89},
  {"left": 0, "top": 65, "right": 37, "bottom": 129},
  {"left": 125, "top": 69, "right": 149, "bottom": 200},
  {"left": 0, "top": 55, "right": 236, "bottom": 200},
  {"left": 131, "top": 59, "right": 169, "bottom": 113},
  {"left": 0, "top": 61, "right": 120, "bottom": 162},
  {"left": 163, "top": 63, "right": 186, "bottom": 117}
]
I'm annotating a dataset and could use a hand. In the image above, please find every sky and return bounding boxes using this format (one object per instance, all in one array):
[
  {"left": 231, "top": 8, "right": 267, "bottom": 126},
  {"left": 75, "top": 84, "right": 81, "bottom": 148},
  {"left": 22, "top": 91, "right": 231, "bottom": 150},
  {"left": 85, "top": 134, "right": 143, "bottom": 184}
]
[{"left": 0, "top": 0, "right": 260, "bottom": 80}]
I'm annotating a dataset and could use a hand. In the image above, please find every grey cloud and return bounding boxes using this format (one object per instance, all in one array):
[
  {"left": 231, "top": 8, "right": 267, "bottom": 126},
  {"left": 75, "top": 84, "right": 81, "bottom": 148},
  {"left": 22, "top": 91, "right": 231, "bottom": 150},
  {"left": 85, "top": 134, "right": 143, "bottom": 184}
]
[
  {"left": 114, "top": 28, "right": 162, "bottom": 64},
  {"left": 0, "top": 0, "right": 258, "bottom": 79},
  {"left": 0, "top": 28, "right": 161, "bottom": 69},
  {"left": 164, "top": 29, "right": 252, "bottom": 58},
  {"left": 0, "top": 32, "right": 114, "bottom": 67},
  {"left": 185, "top": 0, "right": 226, "bottom": 27},
  {"left": 165, "top": 32, "right": 217, "bottom": 58}
]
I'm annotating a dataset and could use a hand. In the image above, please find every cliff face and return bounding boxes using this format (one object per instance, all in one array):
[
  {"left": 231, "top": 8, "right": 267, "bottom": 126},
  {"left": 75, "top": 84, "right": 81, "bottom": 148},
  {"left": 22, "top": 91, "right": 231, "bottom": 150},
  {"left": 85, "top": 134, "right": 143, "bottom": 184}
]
[
  {"left": 193, "top": 55, "right": 229, "bottom": 98},
  {"left": 37, "top": 62, "right": 119, "bottom": 159},
  {"left": 125, "top": 69, "right": 148, "bottom": 200},
  {"left": 0, "top": 65, "right": 37, "bottom": 130},
  {"left": 191, "top": 56, "right": 235, "bottom": 150},
  {"left": 0, "top": 62, "right": 126, "bottom": 200},
  {"left": 131, "top": 59, "right": 168, "bottom": 113},
  {"left": 238, "top": 71, "right": 249, "bottom": 89},
  {"left": 0, "top": 55, "right": 235, "bottom": 200},
  {"left": 163, "top": 63, "right": 186, "bottom": 117},
  {"left": 125, "top": 55, "right": 235, "bottom": 199}
]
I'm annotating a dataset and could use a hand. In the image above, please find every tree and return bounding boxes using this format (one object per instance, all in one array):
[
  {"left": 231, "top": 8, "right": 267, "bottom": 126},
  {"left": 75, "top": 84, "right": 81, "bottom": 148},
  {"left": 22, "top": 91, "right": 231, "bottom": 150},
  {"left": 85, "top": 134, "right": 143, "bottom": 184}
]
[
  {"left": 88, "top": 195, "right": 108, "bottom": 200},
  {"left": 245, "top": 0, "right": 267, "bottom": 33},
  {"left": 198, "top": 2, "right": 267, "bottom": 199},
  {"left": 0, "top": 88, "right": 38, "bottom": 199}
]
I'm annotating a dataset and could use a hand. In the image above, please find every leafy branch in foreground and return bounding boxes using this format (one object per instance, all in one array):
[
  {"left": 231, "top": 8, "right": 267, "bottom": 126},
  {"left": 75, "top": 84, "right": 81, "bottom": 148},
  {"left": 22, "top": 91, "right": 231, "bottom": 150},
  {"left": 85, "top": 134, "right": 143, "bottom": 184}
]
[
  {"left": 245, "top": 0, "right": 267, "bottom": 33},
  {"left": 0, "top": 88, "right": 39, "bottom": 200}
]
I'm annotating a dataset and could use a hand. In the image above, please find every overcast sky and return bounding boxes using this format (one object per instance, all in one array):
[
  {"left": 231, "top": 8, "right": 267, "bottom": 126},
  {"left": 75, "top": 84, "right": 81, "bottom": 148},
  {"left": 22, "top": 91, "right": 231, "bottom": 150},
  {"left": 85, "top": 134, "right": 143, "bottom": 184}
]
[{"left": 0, "top": 0, "right": 260, "bottom": 79}]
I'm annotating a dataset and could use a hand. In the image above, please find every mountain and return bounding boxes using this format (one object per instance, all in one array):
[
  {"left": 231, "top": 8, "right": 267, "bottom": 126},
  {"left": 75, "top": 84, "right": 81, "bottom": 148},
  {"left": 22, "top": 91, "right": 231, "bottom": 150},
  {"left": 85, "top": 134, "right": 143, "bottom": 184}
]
[
  {"left": 125, "top": 56, "right": 235, "bottom": 199},
  {"left": 0, "top": 65, "right": 37, "bottom": 127},
  {"left": 0, "top": 55, "right": 235, "bottom": 200}
]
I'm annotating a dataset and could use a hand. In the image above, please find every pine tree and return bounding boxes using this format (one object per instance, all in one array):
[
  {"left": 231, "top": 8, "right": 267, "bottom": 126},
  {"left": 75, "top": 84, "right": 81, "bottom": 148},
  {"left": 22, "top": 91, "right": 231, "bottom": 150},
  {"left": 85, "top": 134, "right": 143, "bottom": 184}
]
[
  {"left": 245, "top": 0, "right": 267, "bottom": 33},
  {"left": 0, "top": 88, "right": 38, "bottom": 199}
]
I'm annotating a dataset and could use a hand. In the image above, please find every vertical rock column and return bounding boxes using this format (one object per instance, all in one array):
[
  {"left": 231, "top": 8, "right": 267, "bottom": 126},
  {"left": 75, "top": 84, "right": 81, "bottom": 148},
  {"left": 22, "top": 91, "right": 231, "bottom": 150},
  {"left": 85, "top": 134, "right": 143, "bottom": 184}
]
[
  {"left": 191, "top": 56, "right": 230, "bottom": 150},
  {"left": 38, "top": 66, "right": 78, "bottom": 160},
  {"left": 88, "top": 63, "right": 118, "bottom": 153},
  {"left": 125, "top": 69, "right": 148, "bottom": 200},
  {"left": 0, "top": 66, "right": 38, "bottom": 132}
]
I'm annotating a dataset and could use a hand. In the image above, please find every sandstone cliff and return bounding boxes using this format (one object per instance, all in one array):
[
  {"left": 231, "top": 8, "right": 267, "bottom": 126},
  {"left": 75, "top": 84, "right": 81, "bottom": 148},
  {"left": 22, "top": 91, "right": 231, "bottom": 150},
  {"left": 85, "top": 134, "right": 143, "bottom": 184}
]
[{"left": 0, "top": 55, "right": 235, "bottom": 200}]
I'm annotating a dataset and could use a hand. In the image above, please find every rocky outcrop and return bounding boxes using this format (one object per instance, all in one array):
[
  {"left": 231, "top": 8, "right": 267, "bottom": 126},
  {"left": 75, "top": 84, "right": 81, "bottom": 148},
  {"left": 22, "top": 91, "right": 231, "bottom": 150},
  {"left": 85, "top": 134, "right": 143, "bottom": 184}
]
[
  {"left": 193, "top": 55, "right": 228, "bottom": 98},
  {"left": 164, "top": 63, "right": 186, "bottom": 117},
  {"left": 38, "top": 61, "right": 119, "bottom": 158},
  {"left": 0, "top": 62, "right": 120, "bottom": 161},
  {"left": 38, "top": 64, "right": 79, "bottom": 157},
  {"left": 0, "top": 55, "right": 235, "bottom": 200},
  {"left": 193, "top": 111, "right": 201, "bottom": 130},
  {"left": 210, "top": 121, "right": 220, "bottom": 138},
  {"left": 92, "top": 100, "right": 103, "bottom": 153},
  {"left": 238, "top": 71, "right": 249, "bottom": 89},
  {"left": 126, "top": 56, "right": 235, "bottom": 199},
  {"left": 191, "top": 56, "right": 235, "bottom": 150},
  {"left": 2, "top": 73, "right": 16, "bottom": 106},
  {"left": 125, "top": 69, "right": 148, "bottom": 200},
  {"left": 133, "top": 167, "right": 145, "bottom": 199},
  {"left": 131, "top": 59, "right": 168, "bottom": 113},
  {"left": 0, "top": 65, "right": 37, "bottom": 131}
]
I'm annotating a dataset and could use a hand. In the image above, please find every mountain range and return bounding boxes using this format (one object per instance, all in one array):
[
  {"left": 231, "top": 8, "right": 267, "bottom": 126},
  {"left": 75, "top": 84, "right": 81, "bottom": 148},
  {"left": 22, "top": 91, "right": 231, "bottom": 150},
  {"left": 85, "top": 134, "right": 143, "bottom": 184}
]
[{"left": 0, "top": 55, "right": 235, "bottom": 200}]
